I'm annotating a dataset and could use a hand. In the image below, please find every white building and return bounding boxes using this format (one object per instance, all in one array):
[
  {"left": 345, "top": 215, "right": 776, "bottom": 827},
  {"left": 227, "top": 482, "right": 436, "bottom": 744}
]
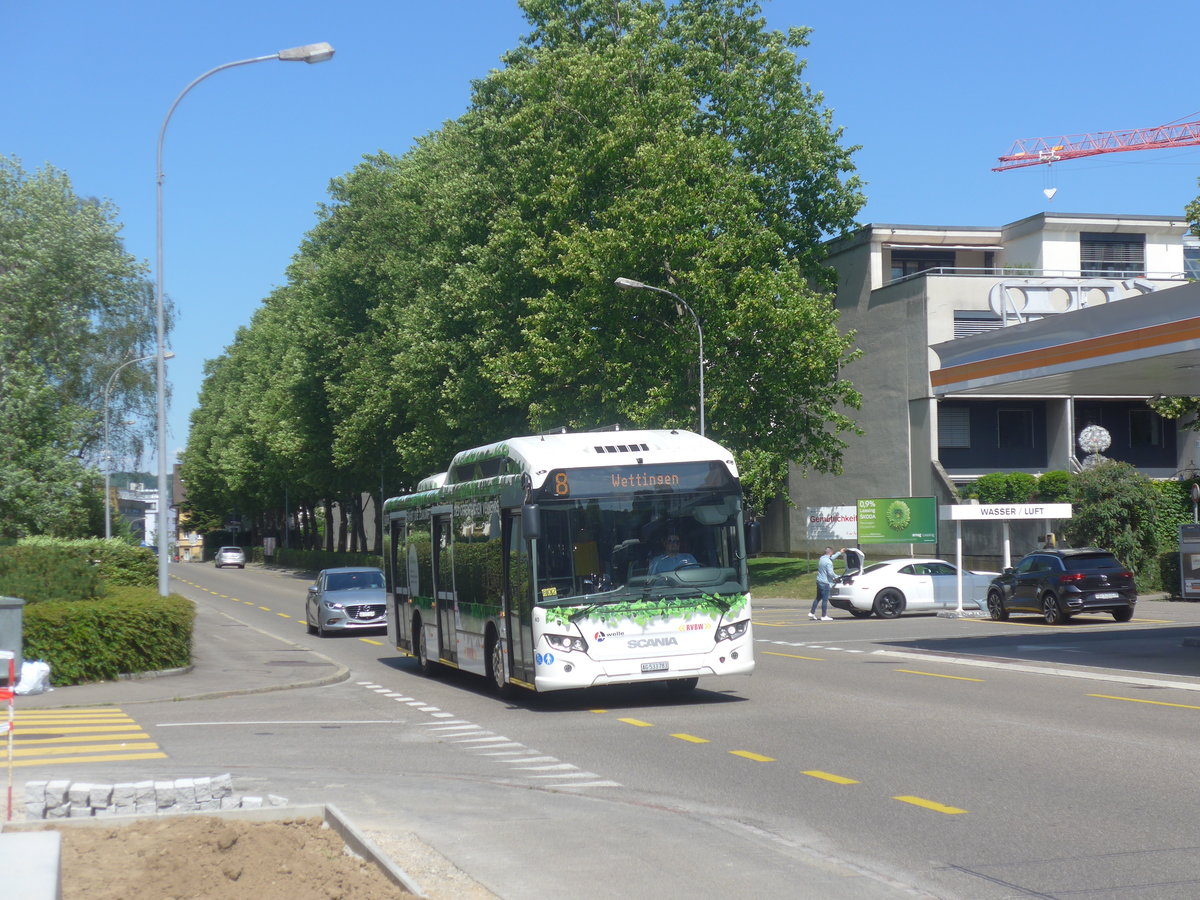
[{"left": 768, "top": 212, "right": 1198, "bottom": 557}]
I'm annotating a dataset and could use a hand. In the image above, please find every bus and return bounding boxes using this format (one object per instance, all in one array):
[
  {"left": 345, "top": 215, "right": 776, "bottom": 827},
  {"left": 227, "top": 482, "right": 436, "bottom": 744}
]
[{"left": 382, "top": 428, "right": 758, "bottom": 693}]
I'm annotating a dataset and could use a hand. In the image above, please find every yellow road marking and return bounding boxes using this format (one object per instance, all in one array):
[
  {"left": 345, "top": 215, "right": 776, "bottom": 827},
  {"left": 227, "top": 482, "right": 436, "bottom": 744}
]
[
  {"left": 762, "top": 651, "right": 825, "bottom": 661},
  {"left": 15, "top": 724, "right": 142, "bottom": 735},
  {"left": 7, "top": 751, "right": 168, "bottom": 768},
  {"left": 277, "top": 613, "right": 291, "bottom": 618},
  {"left": 803, "top": 770, "right": 858, "bottom": 784},
  {"left": 730, "top": 750, "right": 775, "bottom": 762},
  {"left": 671, "top": 733, "right": 710, "bottom": 744},
  {"left": 15, "top": 732, "right": 150, "bottom": 746},
  {"left": 258, "top": 606, "right": 271, "bottom": 611},
  {"left": 894, "top": 795, "right": 967, "bottom": 814},
  {"left": 590, "top": 709, "right": 608, "bottom": 714},
  {"left": 895, "top": 669, "right": 983, "bottom": 682},
  {"left": 359, "top": 638, "right": 384, "bottom": 646},
  {"left": 1089, "top": 693, "right": 1200, "bottom": 710},
  {"left": 619, "top": 718, "right": 654, "bottom": 727},
  {"left": 14, "top": 742, "right": 160, "bottom": 758}
]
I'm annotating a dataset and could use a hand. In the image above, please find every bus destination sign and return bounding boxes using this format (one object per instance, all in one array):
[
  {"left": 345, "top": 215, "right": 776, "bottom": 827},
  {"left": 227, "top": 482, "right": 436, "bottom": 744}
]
[{"left": 542, "top": 461, "right": 733, "bottom": 499}]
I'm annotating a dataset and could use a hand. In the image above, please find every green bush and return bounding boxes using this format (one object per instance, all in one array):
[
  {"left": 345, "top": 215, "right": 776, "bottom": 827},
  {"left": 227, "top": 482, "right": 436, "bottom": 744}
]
[
  {"left": 1064, "top": 461, "right": 1160, "bottom": 590},
  {"left": 0, "top": 543, "right": 103, "bottom": 603},
  {"left": 1036, "top": 470, "right": 1073, "bottom": 502},
  {"left": 22, "top": 586, "right": 194, "bottom": 685},
  {"left": 1006, "top": 472, "right": 1038, "bottom": 502},
  {"left": 18, "top": 536, "right": 156, "bottom": 587},
  {"left": 964, "top": 472, "right": 1009, "bottom": 503}
]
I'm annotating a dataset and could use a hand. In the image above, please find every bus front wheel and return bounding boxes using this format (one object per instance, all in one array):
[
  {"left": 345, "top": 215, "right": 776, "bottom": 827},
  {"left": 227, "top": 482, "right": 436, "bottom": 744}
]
[
  {"left": 415, "top": 615, "right": 436, "bottom": 675},
  {"left": 486, "top": 628, "right": 509, "bottom": 695}
]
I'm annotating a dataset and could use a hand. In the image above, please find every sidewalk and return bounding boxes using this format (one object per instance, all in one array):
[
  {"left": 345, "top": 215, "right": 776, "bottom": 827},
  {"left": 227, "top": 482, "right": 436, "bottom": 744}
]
[{"left": 15, "top": 595, "right": 348, "bottom": 710}]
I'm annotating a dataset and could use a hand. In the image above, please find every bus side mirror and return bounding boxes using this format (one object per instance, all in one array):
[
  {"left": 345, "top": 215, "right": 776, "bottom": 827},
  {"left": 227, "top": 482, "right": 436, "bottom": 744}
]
[
  {"left": 745, "top": 520, "right": 762, "bottom": 556},
  {"left": 523, "top": 504, "right": 541, "bottom": 541}
]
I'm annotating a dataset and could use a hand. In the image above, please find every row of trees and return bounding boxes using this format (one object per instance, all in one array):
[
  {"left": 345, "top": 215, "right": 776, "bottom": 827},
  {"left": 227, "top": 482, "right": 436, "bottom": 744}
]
[
  {"left": 180, "top": 0, "right": 867, "bottom": 548},
  {"left": 0, "top": 155, "right": 166, "bottom": 539}
]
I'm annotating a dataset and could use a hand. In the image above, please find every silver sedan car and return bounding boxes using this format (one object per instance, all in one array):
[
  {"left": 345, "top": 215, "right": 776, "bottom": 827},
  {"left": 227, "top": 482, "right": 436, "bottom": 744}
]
[{"left": 305, "top": 567, "right": 388, "bottom": 637}]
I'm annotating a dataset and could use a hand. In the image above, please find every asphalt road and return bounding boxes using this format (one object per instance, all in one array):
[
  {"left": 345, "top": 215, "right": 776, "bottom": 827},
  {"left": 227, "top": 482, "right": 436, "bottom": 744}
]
[{"left": 16, "top": 563, "right": 1200, "bottom": 899}]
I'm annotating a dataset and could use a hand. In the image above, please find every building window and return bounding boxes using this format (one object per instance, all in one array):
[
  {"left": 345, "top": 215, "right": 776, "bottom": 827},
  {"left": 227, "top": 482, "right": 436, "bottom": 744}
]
[
  {"left": 1129, "top": 409, "right": 1164, "bottom": 448},
  {"left": 939, "top": 406, "right": 971, "bottom": 448},
  {"left": 953, "top": 310, "right": 1003, "bottom": 338},
  {"left": 997, "top": 408, "right": 1034, "bottom": 449},
  {"left": 890, "top": 249, "right": 955, "bottom": 280},
  {"left": 1080, "top": 232, "right": 1145, "bottom": 278},
  {"left": 1185, "top": 237, "right": 1200, "bottom": 280}
]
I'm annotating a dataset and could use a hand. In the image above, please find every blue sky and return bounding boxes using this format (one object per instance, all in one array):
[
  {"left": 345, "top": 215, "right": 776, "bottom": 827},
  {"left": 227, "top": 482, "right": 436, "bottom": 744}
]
[{"left": 8, "top": 1, "right": 1199, "bottom": 472}]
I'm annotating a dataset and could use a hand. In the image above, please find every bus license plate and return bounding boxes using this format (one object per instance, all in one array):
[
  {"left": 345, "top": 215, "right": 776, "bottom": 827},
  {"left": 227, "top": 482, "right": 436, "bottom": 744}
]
[{"left": 641, "top": 661, "right": 668, "bottom": 673}]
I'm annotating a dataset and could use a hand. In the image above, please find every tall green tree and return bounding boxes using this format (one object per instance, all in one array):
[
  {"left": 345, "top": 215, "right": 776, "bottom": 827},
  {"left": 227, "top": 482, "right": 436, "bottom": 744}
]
[
  {"left": 0, "top": 157, "right": 161, "bottom": 537},
  {"left": 183, "top": 0, "right": 865, "bottom": 526}
]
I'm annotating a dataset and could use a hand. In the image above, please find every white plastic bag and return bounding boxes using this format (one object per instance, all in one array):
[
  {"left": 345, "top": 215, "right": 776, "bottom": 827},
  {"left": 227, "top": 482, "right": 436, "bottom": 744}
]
[{"left": 16, "top": 659, "right": 52, "bottom": 695}]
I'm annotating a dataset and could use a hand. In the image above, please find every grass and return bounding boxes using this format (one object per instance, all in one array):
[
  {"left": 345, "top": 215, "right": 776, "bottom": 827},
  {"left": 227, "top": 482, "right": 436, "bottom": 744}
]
[{"left": 747, "top": 556, "right": 819, "bottom": 601}]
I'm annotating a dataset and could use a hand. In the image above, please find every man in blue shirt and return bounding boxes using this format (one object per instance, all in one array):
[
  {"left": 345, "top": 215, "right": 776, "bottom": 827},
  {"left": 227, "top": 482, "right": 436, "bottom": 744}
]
[
  {"left": 649, "top": 534, "right": 699, "bottom": 574},
  {"left": 810, "top": 546, "right": 845, "bottom": 621}
]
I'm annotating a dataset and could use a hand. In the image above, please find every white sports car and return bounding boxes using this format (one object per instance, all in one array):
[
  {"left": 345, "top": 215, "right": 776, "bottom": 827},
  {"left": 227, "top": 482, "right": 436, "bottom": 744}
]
[{"left": 829, "top": 556, "right": 998, "bottom": 619}]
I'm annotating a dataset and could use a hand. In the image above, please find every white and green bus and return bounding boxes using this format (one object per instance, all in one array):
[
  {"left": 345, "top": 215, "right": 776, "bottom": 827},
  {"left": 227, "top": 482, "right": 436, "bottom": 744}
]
[{"left": 382, "top": 428, "right": 758, "bottom": 693}]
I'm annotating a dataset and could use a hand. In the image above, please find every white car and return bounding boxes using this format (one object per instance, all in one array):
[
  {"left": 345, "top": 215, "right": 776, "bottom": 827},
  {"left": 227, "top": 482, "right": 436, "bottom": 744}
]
[{"left": 829, "top": 555, "right": 998, "bottom": 619}]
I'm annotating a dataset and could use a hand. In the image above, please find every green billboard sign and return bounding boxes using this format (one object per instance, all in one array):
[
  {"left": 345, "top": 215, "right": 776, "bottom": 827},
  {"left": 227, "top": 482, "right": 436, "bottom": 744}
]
[{"left": 856, "top": 497, "right": 937, "bottom": 544}]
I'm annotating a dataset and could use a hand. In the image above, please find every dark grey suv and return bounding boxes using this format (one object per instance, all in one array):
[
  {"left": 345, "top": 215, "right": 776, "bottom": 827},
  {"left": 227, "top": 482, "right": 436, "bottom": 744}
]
[{"left": 986, "top": 548, "right": 1135, "bottom": 624}]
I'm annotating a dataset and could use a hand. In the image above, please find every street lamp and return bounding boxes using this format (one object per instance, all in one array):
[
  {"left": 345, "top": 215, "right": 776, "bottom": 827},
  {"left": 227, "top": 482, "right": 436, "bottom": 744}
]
[
  {"left": 103, "top": 352, "right": 173, "bottom": 539},
  {"left": 614, "top": 277, "right": 706, "bottom": 436},
  {"left": 154, "top": 42, "right": 335, "bottom": 596}
]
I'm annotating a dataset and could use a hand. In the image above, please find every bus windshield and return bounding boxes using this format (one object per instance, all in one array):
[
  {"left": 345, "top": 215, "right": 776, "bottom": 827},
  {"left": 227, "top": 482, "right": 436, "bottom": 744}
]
[{"left": 534, "top": 490, "right": 744, "bottom": 604}]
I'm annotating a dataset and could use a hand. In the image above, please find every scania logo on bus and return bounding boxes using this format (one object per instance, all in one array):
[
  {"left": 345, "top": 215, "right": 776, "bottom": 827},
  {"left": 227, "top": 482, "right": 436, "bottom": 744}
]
[{"left": 628, "top": 637, "right": 679, "bottom": 649}]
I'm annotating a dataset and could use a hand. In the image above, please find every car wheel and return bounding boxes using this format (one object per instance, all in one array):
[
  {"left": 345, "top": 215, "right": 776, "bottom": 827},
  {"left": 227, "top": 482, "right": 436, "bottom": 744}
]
[
  {"left": 416, "top": 616, "right": 437, "bottom": 675},
  {"left": 487, "top": 629, "right": 507, "bottom": 694},
  {"left": 848, "top": 609, "right": 873, "bottom": 619},
  {"left": 305, "top": 610, "right": 317, "bottom": 635},
  {"left": 317, "top": 616, "right": 328, "bottom": 638},
  {"left": 1042, "top": 593, "right": 1067, "bottom": 625},
  {"left": 986, "top": 590, "right": 1008, "bottom": 621},
  {"left": 873, "top": 589, "right": 905, "bottom": 619},
  {"left": 1112, "top": 607, "right": 1134, "bottom": 623}
]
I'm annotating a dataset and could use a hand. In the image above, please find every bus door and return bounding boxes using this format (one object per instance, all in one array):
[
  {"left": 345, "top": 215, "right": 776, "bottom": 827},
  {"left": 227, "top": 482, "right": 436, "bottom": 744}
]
[
  {"left": 503, "top": 509, "right": 535, "bottom": 684},
  {"left": 388, "top": 516, "right": 411, "bottom": 652},
  {"left": 432, "top": 512, "right": 457, "bottom": 663}
]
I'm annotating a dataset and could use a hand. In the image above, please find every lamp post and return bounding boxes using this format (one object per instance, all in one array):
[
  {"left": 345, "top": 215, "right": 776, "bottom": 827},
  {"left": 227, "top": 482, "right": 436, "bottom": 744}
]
[
  {"left": 103, "top": 352, "right": 173, "bottom": 539},
  {"left": 154, "top": 42, "right": 335, "bottom": 596},
  {"left": 614, "top": 277, "right": 705, "bottom": 436}
]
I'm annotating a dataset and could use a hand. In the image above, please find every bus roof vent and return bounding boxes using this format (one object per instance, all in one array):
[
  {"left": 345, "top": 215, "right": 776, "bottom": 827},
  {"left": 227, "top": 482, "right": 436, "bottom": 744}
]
[{"left": 593, "top": 443, "right": 650, "bottom": 454}]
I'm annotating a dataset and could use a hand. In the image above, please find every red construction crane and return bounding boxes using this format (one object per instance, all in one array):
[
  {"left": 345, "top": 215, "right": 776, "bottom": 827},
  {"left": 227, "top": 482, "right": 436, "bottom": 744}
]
[{"left": 994, "top": 118, "right": 1200, "bottom": 171}]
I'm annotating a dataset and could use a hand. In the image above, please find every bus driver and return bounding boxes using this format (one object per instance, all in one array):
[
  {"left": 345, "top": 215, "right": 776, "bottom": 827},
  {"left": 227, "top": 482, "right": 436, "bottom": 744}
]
[{"left": 649, "top": 534, "right": 699, "bottom": 574}]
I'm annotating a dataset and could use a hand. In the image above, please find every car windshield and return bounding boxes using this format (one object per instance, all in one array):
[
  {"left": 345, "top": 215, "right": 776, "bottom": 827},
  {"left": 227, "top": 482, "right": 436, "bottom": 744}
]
[{"left": 326, "top": 571, "right": 385, "bottom": 591}]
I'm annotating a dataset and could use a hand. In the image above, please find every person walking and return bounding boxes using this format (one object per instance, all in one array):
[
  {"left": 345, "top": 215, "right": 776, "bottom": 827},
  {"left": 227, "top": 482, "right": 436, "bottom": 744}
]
[{"left": 810, "top": 546, "right": 844, "bottom": 621}]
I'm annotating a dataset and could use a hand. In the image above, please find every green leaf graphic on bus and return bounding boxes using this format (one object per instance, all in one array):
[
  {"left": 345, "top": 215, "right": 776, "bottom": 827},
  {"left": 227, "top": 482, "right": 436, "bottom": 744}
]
[{"left": 545, "top": 593, "right": 748, "bottom": 629}]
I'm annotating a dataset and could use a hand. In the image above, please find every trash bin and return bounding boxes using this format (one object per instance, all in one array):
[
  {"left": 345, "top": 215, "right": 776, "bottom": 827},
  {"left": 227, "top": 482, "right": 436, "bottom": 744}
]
[{"left": 0, "top": 596, "right": 25, "bottom": 685}]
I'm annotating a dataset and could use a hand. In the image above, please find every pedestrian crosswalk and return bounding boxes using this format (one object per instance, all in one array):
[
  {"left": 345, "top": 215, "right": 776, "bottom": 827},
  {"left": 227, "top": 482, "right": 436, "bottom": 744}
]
[{"left": 8, "top": 707, "right": 167, "bottom": 768}]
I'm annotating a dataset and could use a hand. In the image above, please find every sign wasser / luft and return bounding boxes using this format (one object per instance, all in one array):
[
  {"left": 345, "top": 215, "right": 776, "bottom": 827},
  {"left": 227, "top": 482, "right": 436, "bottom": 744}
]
[
  {"left": 939, "top": 503, "right": 1072, "bottom": 521},
  {"left": 856, "top": 497, "right": 937, "bottom": 544}
]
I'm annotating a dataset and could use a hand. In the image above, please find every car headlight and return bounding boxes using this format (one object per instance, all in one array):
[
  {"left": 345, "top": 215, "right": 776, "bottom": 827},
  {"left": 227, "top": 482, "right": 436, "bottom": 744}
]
[
  {"left": 715, "top": 619, "right": 749, "bottom": 643},
  {"left": 321, "top": 599, "right": 344, "bottom": 610},
  {"left": 544, "top": 633, "right": 588, "bottom": 653}
]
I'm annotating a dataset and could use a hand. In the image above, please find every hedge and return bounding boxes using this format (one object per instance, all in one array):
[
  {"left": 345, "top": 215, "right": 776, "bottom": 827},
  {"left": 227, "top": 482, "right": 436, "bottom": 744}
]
[{"left": 22, "top": 585, "right": 194, "bottom": 686}]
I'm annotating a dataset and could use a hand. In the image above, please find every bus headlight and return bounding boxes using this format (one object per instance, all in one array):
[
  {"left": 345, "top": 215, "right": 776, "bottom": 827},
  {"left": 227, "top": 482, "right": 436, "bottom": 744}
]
[
  {"left": 715, "top": 619, "right": 749, "bottom": 643},
  {"left": 545, "top": 634, "right": 588, "bottom": 653}
]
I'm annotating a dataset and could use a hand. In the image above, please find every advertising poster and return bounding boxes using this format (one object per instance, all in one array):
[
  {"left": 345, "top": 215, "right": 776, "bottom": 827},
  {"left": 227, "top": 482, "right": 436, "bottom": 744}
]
[
  {"left": 805, "top": 506, "right": 858, "bottom": 542},
  {"left": 856, "top": 497, "right": 937, "bottom": 544}
]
